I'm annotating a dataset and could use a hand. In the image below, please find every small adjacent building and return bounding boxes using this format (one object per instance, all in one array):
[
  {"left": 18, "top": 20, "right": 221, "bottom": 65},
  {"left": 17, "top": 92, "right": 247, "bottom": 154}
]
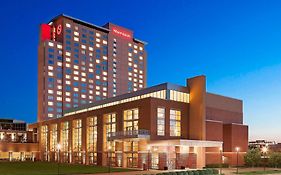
[
  {"left": 0, "top": 119, "right": 39, "bottom": 161},
  {"left": 29, "top": 75, "right": 248, "bottom": 169}
]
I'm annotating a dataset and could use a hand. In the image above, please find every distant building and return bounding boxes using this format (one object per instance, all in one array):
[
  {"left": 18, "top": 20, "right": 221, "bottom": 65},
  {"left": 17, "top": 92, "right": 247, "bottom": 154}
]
[
  {"left": 270, "top": 143, "right": 281, "bottom": 152},
  {"left": 249, "top": 140, "right": 276, "bottom": 149},
  {"left": 0, "top": 118, "right": 38, "bottom": 161}
]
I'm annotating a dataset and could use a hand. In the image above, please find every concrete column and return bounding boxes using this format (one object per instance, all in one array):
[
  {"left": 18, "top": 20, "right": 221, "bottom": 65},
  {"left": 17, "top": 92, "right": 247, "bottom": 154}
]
[
  {"left": 32, "top": 152, "right": 35, "bottom": 162},
  {"left": 20, "top": 152, "right": 25, "bottom": 161},
  {"left": 82, "top": 117, "right": 87, "bottom": 165},
  {"left": 9, "top": 152, "right": 12, "bottom": 162}
]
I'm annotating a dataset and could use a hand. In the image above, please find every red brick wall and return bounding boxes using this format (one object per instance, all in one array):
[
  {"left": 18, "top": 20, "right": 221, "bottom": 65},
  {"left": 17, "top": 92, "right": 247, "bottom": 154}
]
[{"left": 206, "top": 120, "right": 223, "bottom": 141}]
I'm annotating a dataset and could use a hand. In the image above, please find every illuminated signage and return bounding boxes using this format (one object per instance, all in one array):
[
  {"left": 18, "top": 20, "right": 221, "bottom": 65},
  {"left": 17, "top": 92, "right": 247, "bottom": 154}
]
[
  {"left": 57, "top": 24, "right": 62, "bottom": 35},
  {"left": 52, "top": 27, "right": 56, "bottom": 41},
  {"left": 41, "top": 24, "right": 51, "bottom": 41},
  {"left": 112, "top": 27, "right": 132, "bottom": 39},
  {"left": 52, "top": 24, "right": 62, "bottom": 41}
]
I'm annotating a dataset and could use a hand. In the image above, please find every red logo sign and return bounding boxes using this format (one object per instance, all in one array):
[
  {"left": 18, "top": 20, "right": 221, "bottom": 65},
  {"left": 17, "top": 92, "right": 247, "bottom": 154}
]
[
  {"left": 57, "top": 24, "right": 62, "bottom": 35},
  {"left": 112, "top": 27, "right": 132, "bottom": 39}
]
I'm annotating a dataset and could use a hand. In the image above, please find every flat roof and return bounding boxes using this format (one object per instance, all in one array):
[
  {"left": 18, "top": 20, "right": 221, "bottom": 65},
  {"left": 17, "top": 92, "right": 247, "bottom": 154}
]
[
  {"left": 49, "top": 14, "right": 147, "bottom": 45},
  {"left": 49, "top": 14, "right": 110, "bottom": 32},
  {"left": 64, "top": 82, "right": 189, "bottom": 115}
]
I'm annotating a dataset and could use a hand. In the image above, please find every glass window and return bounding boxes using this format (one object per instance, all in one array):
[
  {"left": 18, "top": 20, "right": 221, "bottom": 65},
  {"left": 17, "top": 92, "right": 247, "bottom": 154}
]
[
  {"left": 170, "top": 109, "right": 181, "bottom": 136},
  {"left": 87, "top": 116, "right": 98, "bottom": 164},
  {"left": 40, "top": 125, "right": 48, "bottom": 160},
  {"left": 61, "top": 121, "right": 69, "bottom": 152},
  {"left": 72, "top": 119, "right": 82, "bottom": 151},
  {"left": 124, "top": 108, "right": 139, "bottom": 131},
  {"left": 50, "top": 124, "right": 58, "bottom": 151},
  {"left": 157, "top": 108, "right": 165, "bottom": 136}
]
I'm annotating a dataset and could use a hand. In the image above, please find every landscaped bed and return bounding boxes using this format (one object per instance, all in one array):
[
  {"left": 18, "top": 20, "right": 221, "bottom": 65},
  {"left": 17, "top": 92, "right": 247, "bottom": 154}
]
[{"left": 0, "top": 161, "right": 136, "bottom": 175}]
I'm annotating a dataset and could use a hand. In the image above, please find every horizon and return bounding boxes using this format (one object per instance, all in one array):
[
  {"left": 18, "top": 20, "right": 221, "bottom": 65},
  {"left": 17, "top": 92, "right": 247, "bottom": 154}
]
[{"left": 0, "top": 0, "right": 280, "bottom": 142}]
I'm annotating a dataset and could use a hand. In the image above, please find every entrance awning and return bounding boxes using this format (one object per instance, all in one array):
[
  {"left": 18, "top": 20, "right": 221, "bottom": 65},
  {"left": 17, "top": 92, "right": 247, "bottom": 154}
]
[{"left": 148, "top": 139, "right": 222, "bottom": 148}]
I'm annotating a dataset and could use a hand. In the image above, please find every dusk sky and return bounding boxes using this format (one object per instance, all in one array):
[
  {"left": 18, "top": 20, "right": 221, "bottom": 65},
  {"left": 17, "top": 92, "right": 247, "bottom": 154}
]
[{"left": 0, "top": 0, "right": 280, "bottom": 142}]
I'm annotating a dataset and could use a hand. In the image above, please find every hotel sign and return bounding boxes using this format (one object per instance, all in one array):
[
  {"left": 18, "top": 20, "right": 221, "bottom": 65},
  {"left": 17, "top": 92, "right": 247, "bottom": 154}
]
[
  {"left": 52, "top": 24, "right": 62, "bottom": 41},
  {"left": 112, "top": 27, "right": 132, "bottom": 39}
]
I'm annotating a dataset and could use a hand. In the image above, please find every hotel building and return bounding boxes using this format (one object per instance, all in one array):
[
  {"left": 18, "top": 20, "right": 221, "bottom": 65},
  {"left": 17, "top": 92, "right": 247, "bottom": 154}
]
[
  {"left": 30, "top": 75, "right": 248, "bottom": 169},
  {"left": 38, "top": 14, "right": 147, "bottom": 121}
]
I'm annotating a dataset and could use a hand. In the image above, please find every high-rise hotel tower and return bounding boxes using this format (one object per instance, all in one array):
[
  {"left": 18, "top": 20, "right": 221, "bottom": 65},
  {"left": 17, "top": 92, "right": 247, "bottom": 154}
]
[{"left": 38, "top": 14, "right": 147, "bottom": 121}]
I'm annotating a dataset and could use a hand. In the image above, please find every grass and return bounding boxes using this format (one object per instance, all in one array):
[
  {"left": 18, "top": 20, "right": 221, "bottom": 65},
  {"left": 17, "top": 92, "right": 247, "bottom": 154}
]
[
  {"left": 237, "top": 170, "right": 281, "bottom": 174},
  {"left": 0, "top": 161, "right": 136, "bottom": 175}
]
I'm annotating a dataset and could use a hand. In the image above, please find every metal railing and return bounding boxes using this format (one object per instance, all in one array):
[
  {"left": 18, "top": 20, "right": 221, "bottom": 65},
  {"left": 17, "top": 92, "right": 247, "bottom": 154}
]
[{"left": 107, "top": 129, "right": 150, "bottom": 141}]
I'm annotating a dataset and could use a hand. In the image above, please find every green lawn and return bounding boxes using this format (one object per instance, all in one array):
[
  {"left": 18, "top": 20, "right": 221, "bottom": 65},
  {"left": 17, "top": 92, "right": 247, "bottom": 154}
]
[
  {"left": 237, "top": 170, "right": 281, "bottom": 174},
  {"left": 0, "top": 161, "right": 136, "bottom": 175}
]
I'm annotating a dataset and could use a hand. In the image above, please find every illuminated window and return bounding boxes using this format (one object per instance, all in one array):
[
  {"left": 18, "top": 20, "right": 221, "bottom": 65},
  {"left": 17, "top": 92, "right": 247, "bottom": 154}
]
[
  {"left": 157, "top": 108, "right": 165, "bottom": 136},
  {"left": 169, "top": 90, "right": 189, "bottom": 103},
  {"left": 87, "top": 117, "right": 98, "bottom": 164},
  {"left": 124, "top": 108, "right": 139, "bottom": 131},
  {"left": 50, "top": 124, "right": 58, "bottom": 152},
  {"left": 61, "top": 121, "right": 69, "bottom": 152},
  {"left": 66, "top": 23, "right": 71, "bottom": 28},
  {"left": 170, "top": 109, "right": 181, "bottom": 136},
  {"left": 40, "top": 125, "right": 48, "bottom": 160},
  {"left": 105, "top": 113, "right": 116, "bottom": 137},
  {"left": 74, "top": 31, "right": 79, "bottom": 36},
  {"left": 48, "top": 42, "right": 54, "bottom": 47},
  {"left": 74, "top": 37, "right": 79, "bottom": 41},
  {"left": 72, "top": 119, "right": 82, "bottom": 151},
  {"left": 57, "top": 44, "right": 62, "bottom": 49}
]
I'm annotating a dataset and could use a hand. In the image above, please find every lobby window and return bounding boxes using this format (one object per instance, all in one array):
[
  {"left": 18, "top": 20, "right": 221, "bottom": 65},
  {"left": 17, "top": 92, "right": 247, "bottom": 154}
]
[
  {"left": 157, "top": 108, "right": 165, "bottom": 136},
  {"left": 170, "top": 109, "right": 181, "bottom": 137},
  {"left": 41, "top": 125, "right": 48, "bottom": 160},
  {"left": 87, "top": 117, "right": 98, "bottom": 165},
  {"left": 72, "top": 119, "right": 82, "bottom": 151},
  {"left": 123, "top": 108, "right": 139, "bottom": 131},
  {"left": 105, "top": 113, "right": 116, "bottom": 137},
  {"left": 50, "top": 124, "right": 58, "bottom": 152},
  {"left": 105, "top": 113, "right": 116, "bottom": 152},
  {"left": 61, "top": 121, "right": 69, "bottom": 152}
]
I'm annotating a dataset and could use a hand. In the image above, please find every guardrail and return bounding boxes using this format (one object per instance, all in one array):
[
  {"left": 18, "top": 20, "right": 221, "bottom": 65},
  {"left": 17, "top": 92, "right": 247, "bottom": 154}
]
[{"left": 107, "top": 129, "right": 150, "bottom": 141}]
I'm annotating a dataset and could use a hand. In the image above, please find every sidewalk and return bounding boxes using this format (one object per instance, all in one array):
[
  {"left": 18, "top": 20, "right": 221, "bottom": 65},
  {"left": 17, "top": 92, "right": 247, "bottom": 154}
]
[{"left": 77, "top": 169, "right": 162, "bottom": 175}]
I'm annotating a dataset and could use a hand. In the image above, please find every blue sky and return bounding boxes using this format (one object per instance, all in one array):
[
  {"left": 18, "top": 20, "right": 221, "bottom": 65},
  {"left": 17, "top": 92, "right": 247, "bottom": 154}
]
[{"left": 0, "top": 0, "right": 280, "bottom": 142}]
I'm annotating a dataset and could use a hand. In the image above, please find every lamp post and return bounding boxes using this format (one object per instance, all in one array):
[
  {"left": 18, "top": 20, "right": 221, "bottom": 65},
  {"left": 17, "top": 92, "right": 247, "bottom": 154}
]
[
  {"left": 219, "top": 147, "right": 223, "bottom": 175},
  {"left": 236, "top": 147, "right": 240, "bottom": 174},
  {"left": 262, "top": 146, "right": 268, "bottom": 172},
  {"left": 147, "top": 146, "right": 151, "bottom": 171},
  {"left": 108, "top": 145, "right": 111, "bottom": 174},
  {"left": 57, "top": 144, "right": 61, "bottom": 175}
]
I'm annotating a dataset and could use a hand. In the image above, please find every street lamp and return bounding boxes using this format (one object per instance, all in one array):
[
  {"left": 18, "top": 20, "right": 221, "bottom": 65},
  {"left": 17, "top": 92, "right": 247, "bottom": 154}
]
[
  {"left": 108, "top": 145, "right": 112, "bottom": 174},
  {"left": 219, "top": 147, "right": 223, "bottom": 175},
  {"left": 147, "top": 146, "right": 151, "bottom": 171},
  {"left": 236, "top": 147, "right": 240, "bottom": 174},
  {"left": 57, "top": 144, "right": 61, "bottom": 175},
  {"left": 262, "top": 146, "right": 268, "bottom": 172}
]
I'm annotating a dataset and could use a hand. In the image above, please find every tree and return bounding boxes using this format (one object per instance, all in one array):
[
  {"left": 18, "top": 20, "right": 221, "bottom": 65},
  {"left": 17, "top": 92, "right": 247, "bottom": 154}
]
[
  {"left": 268, "top": 152, "right": 281, "bottom": 168},
  {"left": 244, "top": 148, "right": 261, "bottom": 167}
]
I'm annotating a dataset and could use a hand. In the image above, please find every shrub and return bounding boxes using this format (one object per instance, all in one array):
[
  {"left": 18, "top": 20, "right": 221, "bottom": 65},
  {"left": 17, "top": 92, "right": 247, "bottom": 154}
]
[
  {"left": 244, "top": 148, "right": 262, "bottom": 167},
  {"left": 205, "top": 164, "right": 229, "bottom": 168},
  {"left": 268, "top": 152, "right": 281, "bottom": 168},
  {"left": 212, "top": 169, "right": 219, "bottom": 174}
]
